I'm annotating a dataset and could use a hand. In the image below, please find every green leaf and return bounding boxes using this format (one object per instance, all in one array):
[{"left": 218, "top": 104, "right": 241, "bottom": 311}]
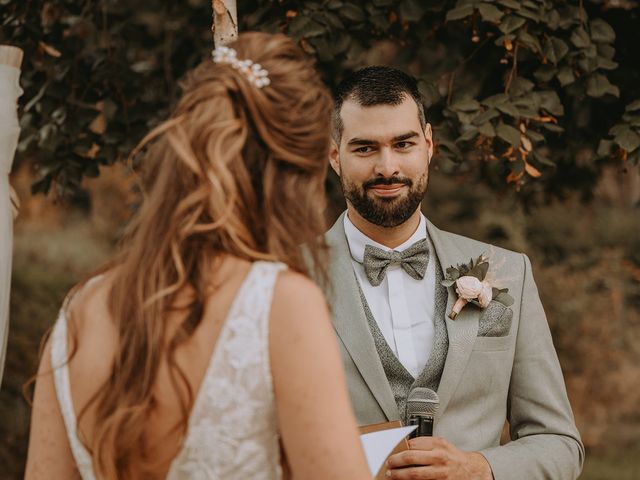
[
  {"left": 596, "top": 57, "right": 618, "bottom": 70},
  {"left": 556, "top": 67, "right": 575, "bottom": 87},
  {"left": 478, "top": 3, "right": 504, "bottom": 23},
  {"left": 478, "top": 121, "right": 496, "bottom": 137},
  {"left": 517, "top": 30, "right": 541, "bottom": 53},
  {"left": 586, "top": 73, "right": 620, "bottom": 98},
  {"left": 473, "top": 108, "right": 500, "bottom": 125},
  {"left": 540, "top": 122, "right": 564, "bottom": 133},
  {"left": 446, "top": 267, "right": 460, "bottom": 280},
  {"left": 446, "top": 4, "right": 474, "bottom": 22},
  {"left": 544, "top": 37, "right": 569, "bottom": 65},
  {"left": 516, "top": 8, "right": 541, "bottom": 22},
  {"left": 458, "top": 263, "right": 470, "bottom": 276},
  {"left": 437, "top": 139, "right": 462, "bottom": 158},
  {"left": 317, "top": 11, "right": 345, "bottom": 29},
  {"left": 339, "top": 4, "right": 366, "bottom": 22},
  {"left": 482, "top": 93, "right": 509, "bottom": 107},
  {"left": 310, "top": 37, "right": 333, "bottom": 61},
  {"left": 610, "top": 124, "right": 629, "bottom": 137},
  {"left": 289, "top": 16, "right": 325, "bottom": 38},
  {"left": 531, "top": 150, "right": 555, "bottom": 166},
  {"left": 497, "top": 0, "right": 520, "bottom": 8},
  {"left": 570, "top": 27, "right": 590, "bottom": 49},
  {"left": 510, "top": 77, "right": 535, "bottom": 97},
  {"left": 536, "top": 91, "right": 564, "bottom": 116},
  {"left": 496, "top": 102, "right": 520, "bottom": 118},
  {"left": 399, "top": 0, "right": 426, "bottom": 21},
  {"left": 441, "top": 279, "right": 456, "bottom": 287},
  {"left": 526, "top": 130, "right": 545, "bottom": 143},
  {"left": 613, "top": 127, "right": 640, "bottom": 152},
  {"left": 597, "top": 139, "right": 615, "bottom": 156},
  {"left": 625, "top": 100, "right": 640, "bottom": 112},
  {"left": 534, "top": 65, "right": 556, "bottom": 82},
  {"left": 494, "top": 291, "right": 514, "bottom": 306},
  {"left": 597, "top": 43, "right": 616, "bottom": 60},
  {"left": 370, "top": 13, "right": 390, "bottom": 30},
  {"left": 451, "top": 98, "right": 481, "bottom": 112},
  {"left": 590, "top": 18, "right": 615, "bottom": 44},
  {"left": 418, "top": 80, "right": 440, "bottom": 107},
  {"left": 499, "top": 15, "right": 526, "bottom": 34},
  {"left": 458, "top": 127, "right": 480, "bottom": 142},
  {"left": 496, "top": 123, "right": 521, "bottom": 146},
  {"left": 470, "top": 261, "right": 489, "bottom": 280}
]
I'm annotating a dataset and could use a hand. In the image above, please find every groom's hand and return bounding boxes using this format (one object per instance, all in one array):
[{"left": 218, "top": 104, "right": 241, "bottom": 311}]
[{"left": 385, "top": 436, "right": 493, "bottom": 480}]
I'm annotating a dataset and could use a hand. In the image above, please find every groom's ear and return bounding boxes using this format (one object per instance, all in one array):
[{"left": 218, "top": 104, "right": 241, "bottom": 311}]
[
  {"left": 424, "top": 123, "right": 434, "bottom": 165},
  {"left": 329, "top": 139, "right": 341, "bottom": 176}
]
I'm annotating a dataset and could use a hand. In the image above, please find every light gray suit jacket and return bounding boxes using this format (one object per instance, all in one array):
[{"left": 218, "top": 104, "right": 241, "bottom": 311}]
[{"left": 324, "top": 212, "right": 584, "bottom": 480}]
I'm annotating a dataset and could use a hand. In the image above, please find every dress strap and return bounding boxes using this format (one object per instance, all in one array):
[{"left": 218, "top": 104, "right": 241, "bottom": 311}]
[{"left": 50, "top": 311, "right": 96, "bottom": 480}]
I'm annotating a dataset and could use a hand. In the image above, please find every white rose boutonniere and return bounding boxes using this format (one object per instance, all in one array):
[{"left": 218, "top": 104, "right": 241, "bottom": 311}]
[{"left": 441, "top": 254, "right": 514, "bottom": 320}]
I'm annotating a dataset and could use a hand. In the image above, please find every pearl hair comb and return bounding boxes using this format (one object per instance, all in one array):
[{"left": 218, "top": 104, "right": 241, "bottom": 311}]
[{"left": 211, "top": 46, "right": 271, "bottom": 89}]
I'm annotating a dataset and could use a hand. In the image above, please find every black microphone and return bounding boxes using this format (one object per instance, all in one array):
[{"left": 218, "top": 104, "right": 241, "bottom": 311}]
[{"left": 406, "top": 387, "right": 439, "bottom": 438}]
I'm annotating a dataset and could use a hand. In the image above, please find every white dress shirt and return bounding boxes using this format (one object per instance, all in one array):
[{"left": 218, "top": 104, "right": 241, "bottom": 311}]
[{"left": 344, "top": 213, "right": 436, "bottom": 378}]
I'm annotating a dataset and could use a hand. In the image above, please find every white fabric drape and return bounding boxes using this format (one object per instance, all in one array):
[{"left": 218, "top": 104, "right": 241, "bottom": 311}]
[{"left": 0, "top": 63, "right": 23, "bottom": 387}]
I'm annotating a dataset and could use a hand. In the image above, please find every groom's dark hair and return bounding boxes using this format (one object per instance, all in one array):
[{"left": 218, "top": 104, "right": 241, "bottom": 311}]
[{"left": 332, "top": 66, "right": 426, "bottom": 144}]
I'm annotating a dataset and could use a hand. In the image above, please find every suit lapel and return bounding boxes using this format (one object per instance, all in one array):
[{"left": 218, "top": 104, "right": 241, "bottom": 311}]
[
  {"left": 326, "top": 213, "right": 399, "bottom": 421},
  {"left": 426, "top": 220, "right": 480, "bottom": 420}
]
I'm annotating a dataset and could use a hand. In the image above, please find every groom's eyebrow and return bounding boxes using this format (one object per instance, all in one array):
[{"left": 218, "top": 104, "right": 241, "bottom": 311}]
[
  {"left": 347, "top": 131, "right": 420, "bottom": 146},
  {"left": 392, "top": 131, "right": 420, "bottom": 142},
  {"left": 347, "top": 138, "right": 378, "bottom": 146}
]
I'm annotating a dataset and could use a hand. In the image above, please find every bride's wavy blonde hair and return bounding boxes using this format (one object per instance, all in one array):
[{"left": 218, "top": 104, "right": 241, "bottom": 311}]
[{"left": 68, "top": 32, "right": 332, "bottom": 478}]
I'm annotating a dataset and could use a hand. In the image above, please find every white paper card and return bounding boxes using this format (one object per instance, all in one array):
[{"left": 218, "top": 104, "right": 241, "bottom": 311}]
[{"left": 360, "top": 425, "right": 417, "bottom": 477}]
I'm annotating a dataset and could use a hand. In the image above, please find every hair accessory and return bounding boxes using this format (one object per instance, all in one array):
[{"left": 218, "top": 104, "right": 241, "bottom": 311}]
[{"left": 211, "top": 46, "right": 271, "bottom": 89}]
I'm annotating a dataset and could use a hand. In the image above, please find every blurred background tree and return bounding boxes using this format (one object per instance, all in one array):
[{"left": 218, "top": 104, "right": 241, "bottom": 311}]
[
  {"left": 1, "top": 1, "right": 639, "bottom": 478},
  {"left": 0, "top": 0, "right": 638, "bottom": 200}
]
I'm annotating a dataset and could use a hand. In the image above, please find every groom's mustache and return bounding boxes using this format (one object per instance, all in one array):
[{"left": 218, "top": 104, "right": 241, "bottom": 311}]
[{"left": 363, "top": 176, "right": 413, "bottom": 189}]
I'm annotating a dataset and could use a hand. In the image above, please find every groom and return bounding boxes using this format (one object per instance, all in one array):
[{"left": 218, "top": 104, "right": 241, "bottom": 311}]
[{"left": 324, "top": 67, "right": 584, "bottom": 479}]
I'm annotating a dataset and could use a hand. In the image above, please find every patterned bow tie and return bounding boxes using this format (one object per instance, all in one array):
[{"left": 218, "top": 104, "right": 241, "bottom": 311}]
[{"left": 362, "top": 238, "right": 429, "bottom": 286}]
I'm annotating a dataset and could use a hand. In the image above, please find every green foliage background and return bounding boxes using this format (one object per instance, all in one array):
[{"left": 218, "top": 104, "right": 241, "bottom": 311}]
[
  {"left": 1, "top": 1, "right": 640, "bottom": 478},
  {"left": 1, "top": 0, "right": 639, "bottom": 201}
]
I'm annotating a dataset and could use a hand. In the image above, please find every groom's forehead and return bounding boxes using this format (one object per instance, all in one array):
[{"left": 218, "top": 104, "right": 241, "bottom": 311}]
[{"left": 340, "top": 97, "right": 423, "bottom": 141}]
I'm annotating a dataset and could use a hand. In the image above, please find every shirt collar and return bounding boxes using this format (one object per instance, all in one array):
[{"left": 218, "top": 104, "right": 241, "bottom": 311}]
[{"left": 343, "top": 211, "right": 427, "bottom": 263}]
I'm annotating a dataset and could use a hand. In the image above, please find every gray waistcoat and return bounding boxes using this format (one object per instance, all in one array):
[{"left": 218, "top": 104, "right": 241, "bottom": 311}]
[{"left": 357, "top": 244, "right": 449, "bottom": 423}]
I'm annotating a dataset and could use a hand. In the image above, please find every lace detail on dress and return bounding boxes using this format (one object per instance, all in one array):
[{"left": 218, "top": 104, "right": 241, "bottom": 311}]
[
  {"left": 166, "top": 261, "right": 285, "bottom": 479},
  {"left": 51, "top": 262, "right": 286, "bottom": 480}
]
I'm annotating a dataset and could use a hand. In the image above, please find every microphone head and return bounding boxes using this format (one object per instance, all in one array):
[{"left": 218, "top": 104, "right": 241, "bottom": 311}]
[{"left": 406, "top": 387, "right": 439, "bottom": 417}]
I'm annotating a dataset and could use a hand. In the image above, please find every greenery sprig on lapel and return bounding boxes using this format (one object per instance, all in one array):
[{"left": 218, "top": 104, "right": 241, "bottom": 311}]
[{"left": 441, "top": 255, "right": 514, "bottom": 320}]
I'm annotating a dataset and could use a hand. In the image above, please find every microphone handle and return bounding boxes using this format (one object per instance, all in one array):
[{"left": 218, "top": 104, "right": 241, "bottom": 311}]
[{"left": 408, "top": 414, "right": 434, "bottom": 438}]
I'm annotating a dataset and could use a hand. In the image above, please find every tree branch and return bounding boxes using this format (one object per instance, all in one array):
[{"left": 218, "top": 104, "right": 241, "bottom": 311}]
[
  {"left": 505, "top": 42, "right": 519, "bottom": 94},
  {"left": 212, "top": 0, "right": 238, "bottom": 47}
]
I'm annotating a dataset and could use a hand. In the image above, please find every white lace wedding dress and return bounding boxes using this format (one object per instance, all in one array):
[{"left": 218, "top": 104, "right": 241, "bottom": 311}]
[{"left": 51, "top": 261, "right": 286, "bottom": 479}]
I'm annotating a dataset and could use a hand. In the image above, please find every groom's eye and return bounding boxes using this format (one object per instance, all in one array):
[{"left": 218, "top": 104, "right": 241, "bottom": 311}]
[
  {"left": 354, "top": 146, "right": 374, "bottom": 154},
  {"left": 395, "top": 141, "right": 413, "bottom": 149}
]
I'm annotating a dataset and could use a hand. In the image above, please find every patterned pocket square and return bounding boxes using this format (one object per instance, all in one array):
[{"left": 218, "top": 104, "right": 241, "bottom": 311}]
[{"left": 477, "top": 300, "right": 513, "bottom": 337}]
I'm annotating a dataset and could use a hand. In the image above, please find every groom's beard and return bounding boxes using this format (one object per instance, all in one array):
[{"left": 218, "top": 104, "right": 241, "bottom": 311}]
[{"left": 341, "top": 172, "right": 428, "bottom": 228}]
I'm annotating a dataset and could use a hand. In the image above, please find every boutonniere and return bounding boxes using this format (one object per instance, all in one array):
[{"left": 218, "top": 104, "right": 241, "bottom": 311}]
[{"left": 441, "top": 254, "right": 514, "bottom": 320}]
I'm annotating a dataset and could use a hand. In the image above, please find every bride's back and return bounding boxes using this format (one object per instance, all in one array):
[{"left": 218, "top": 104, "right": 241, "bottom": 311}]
[
  {"left": 27, "top": 31, "right": 372, "bottom": 480},
  {"left": 64, "top": 257, "right": 255, "bottom": 477}
]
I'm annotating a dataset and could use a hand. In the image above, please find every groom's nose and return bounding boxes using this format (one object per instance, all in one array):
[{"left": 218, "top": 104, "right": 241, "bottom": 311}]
[{"left": 373, "top": 148, "right": 401, "bottom": 178}]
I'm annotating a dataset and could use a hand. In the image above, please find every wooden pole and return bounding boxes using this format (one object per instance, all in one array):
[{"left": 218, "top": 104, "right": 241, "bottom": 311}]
[
  {"left": 212, "top": 0, "right": 238, "bottom": 47},
  {"left": 0, "top": 45, "right": 23, "bottom": 69},
  {"left": 0, "top": 44, "right": 23, "bottom": 388}
]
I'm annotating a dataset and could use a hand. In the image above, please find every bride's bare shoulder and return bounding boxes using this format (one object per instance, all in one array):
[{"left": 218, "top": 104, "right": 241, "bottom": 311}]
[
  {"left": 65, "top": 271, "right": 114, "bottom": 323},
  {"left": 273, "top": 270, "right": 325, "bottom": 305},
  {"left": 270, "top": 269, "right": 329, "bottom": 332}
]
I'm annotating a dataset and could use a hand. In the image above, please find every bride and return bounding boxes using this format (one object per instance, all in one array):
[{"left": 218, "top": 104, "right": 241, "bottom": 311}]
[{"left": 25, "top": 32, "right": 371, "bottom": 479}]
